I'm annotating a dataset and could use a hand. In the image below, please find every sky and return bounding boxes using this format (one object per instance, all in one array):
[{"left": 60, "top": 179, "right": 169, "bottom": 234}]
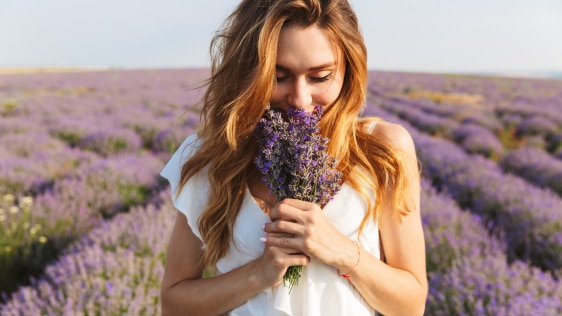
[{"left": 1, "top": 0, "right": 562, "bottom": 75}]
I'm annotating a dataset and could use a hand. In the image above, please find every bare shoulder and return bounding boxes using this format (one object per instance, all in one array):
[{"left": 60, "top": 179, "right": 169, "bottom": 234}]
[{"left": 371, "top": 120, "right": 416, "bottom": 155}]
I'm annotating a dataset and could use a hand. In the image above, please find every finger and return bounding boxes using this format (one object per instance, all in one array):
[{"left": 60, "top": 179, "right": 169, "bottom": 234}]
[
  {"left": 280, "top": 199, "right": 318, "bottom": 211},
  {"left": 286, "top": 253, "right": 311, "bottom": 267},
  {"left": 270, "top": 199, "right": 316, "bottom": 222},
  {"left": 265, "top": 231, "right": 294, "bottom": 238},
  {"left": 261, "top": 237, "right": 303, "bottom": 258},
  {"left": 269, "top": 251, "right": 310, "bottom": 268},
  {"left": 262, "top": 235, "right": 301, "bottom": 251},
  {"left": 269, "top": 202, "right": 299, "bottom": 222},
  {"left": 263, "top": 219, "right": 301, "bottom": 235}
]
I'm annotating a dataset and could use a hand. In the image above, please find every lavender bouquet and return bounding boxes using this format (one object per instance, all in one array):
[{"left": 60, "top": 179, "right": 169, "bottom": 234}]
[{"left": 254, "top": 105, "right": 343, "bottom": 292}]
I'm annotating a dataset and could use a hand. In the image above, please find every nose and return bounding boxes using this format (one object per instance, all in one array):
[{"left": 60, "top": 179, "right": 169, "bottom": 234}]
[{"left": 287, "top": 78, "right": 313, "bottom": 110}]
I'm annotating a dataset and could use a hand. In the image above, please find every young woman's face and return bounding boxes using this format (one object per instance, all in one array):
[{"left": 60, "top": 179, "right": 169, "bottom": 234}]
[{"left": 270, "top": 25, "right": 346, "bottom": 113}]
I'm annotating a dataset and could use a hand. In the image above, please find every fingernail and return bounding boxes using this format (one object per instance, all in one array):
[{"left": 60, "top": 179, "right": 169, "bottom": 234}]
[
  {"left": 261, "top": 224, "right": 265, "bottom": 230},
  {"left": 259, "top": 237, "right": 267, "bottom": 243}
]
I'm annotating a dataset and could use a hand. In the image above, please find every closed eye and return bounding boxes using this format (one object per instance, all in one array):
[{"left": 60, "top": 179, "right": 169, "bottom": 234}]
[
  {"left": 311, "top": 73, "right": 332, "bottom": 83},
  {"left": 275, "top": 73, "right": 332, "bottom": 83}
]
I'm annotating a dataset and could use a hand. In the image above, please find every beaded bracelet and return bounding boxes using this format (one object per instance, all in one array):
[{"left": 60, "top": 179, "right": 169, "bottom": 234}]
[{"left": 338, "top": 240, "right": 360, "bottom": 280}]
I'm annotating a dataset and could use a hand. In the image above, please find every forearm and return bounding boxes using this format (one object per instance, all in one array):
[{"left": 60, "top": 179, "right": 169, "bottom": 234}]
[
  {"left": 345, "top": 250, "right": 427, "bottom": 316},
  {"left": 161, "top": 259, "right": 267, "bottom": 316}
]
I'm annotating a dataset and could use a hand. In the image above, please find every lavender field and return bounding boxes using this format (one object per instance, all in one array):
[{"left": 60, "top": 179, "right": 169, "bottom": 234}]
[{"left": 1, "top": 69, "right": 561, "bottom": 315}]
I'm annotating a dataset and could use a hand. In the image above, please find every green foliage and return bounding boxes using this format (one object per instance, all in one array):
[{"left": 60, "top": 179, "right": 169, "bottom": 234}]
[
  {"left": 1, "top": 99, "right": 18, "bottom": 116},
  {"left": 54, "top": 130, "right": 82, "bottom": 146},
  {"left": 497, "top": 126, "right": 522, "bottom": 150},
  {"left": 0, "top": 194, "right": 53, "bottom": 294}
]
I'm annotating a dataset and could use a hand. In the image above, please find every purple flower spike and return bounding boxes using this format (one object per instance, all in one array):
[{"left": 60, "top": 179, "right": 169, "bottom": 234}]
[{"left": 253, "top": 105, "right": 343, "bottom": 292}]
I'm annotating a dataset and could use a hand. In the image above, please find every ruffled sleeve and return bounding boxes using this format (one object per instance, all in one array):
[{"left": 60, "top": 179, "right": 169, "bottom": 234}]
[{"left": 160, "top": 134, "right": 209, "bottom": 244}]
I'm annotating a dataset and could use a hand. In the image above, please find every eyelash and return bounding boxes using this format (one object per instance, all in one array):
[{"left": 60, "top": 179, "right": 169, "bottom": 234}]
[
  {"left": 276, "top": 74, "right": 332, "bottom": 83},
  {"left": 311, "top": 74, "right": 332, "bottom": 83}
]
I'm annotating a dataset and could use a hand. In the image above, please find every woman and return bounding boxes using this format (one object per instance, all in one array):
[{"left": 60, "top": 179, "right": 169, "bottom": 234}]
[{"left": 160, "top": 0, "right": 427, "bottom": 315}]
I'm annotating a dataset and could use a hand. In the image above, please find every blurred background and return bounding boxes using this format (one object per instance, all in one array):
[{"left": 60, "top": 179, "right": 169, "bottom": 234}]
[{"left": 1, "top": 0, "right": 562, "bottom": 77}]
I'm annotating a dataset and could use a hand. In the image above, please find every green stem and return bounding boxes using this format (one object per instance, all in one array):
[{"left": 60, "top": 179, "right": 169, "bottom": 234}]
[{"left": 283, "top": 265, "right": 303, "bottom": 294}]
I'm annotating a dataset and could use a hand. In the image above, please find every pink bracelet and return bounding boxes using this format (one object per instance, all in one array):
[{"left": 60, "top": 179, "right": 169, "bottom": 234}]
[{"left": 338, "top": 240, "right": 360, "bottom": 280}]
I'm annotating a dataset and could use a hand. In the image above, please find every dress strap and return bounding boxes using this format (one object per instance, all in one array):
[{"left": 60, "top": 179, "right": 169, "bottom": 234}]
[{"left": 365, "top": 121, "right": 377, "bottom": 134}]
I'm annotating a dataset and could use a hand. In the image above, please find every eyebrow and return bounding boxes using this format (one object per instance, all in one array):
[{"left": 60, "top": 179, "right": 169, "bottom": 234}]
[{"left": 276, "top": 62, "right": 336, "bottom": 72}]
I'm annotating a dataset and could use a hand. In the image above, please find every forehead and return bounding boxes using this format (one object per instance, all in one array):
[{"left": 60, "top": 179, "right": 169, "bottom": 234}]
[{"left": 276, "top": 25, "right": 340, "bottom": 71}]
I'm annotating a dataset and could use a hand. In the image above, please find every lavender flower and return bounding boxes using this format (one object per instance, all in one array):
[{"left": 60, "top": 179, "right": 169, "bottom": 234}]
[{"left": 253, "top": 105, "right": 342, "bottom": 292}]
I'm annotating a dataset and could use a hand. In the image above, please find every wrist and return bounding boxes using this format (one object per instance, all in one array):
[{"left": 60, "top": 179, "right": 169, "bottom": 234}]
[
  {"left": 249, "top": 256, "right": 282, "bottom": 290},
  {"left": 246, "top": 259, "right": 268, "bottom": 290},
  {"left": 335, "top": 239, "right": 361, "bottom": 279}
]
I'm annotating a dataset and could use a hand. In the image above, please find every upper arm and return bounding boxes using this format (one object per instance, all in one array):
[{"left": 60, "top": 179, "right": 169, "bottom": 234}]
[
  {"left": 373, "top": 122, "right": 427, "bottom": 288},
  {"left": 161, "top": 211, "right": 206, "bottom": 292}
]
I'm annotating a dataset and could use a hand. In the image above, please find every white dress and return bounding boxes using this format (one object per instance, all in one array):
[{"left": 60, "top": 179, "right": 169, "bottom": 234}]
[{"left": 161, "top": 134, "right": 380, "bottom": 316}]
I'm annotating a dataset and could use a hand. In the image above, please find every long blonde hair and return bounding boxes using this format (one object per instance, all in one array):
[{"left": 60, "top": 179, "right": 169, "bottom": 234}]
[{"left": 179, "top": 0, "right": 413, "bottom": 267}]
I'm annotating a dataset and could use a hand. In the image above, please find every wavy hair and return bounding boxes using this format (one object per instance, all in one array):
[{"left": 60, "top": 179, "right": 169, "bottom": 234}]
[{"left": 178, "top": 0, "right": 413, "bottom": 267}]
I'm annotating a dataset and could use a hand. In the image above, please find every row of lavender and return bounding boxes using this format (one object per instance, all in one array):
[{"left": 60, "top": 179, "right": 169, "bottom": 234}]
[
  {"left": 368, "top": 72, "right": 562, "bottom": 196},
  {"left": 0, "top": 69, "right": 204, "bottom": 294},
  {"left": 2, "top": 69, "right": 561, "bottom": 313}
]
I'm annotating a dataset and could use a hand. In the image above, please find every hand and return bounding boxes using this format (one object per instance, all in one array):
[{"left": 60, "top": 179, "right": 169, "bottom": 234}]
[
  {"left": 262, "top": 199, "right": 354, "bottom": 270},
  {"left": 256, "top": 231, "right": 310, "bottom": 287}
]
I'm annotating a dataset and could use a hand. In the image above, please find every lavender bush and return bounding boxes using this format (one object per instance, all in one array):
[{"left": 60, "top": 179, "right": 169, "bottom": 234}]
[
  {"left": 151, "top": 126, "right": 196, "bottom": 155},
  {"left": 78, "top": 128, "right": 143, "bottom": 156},
  {"left": 75, "top": 153, "right": 164, "bottom": 217},
  {"left": 460, "top": 112, "right": 503, "bottom": 133},
  {"left": 452, "top": 123, "right": 504, "bottom": 158},
  {"left": 516, "top": 115, "right": 558, "bottom": 137},
  {"left": 254, "top": 105, "right": 342, "bottom": 292},
  {"left": 420, "top": 179, "right": 506, "bottom": 273},
  {"left": 427, "top": 256, "right": 562, "bottom": 315},
  {"left": 501, "top": 146, "right": 562, "bottom": 196},
  {"left": 0, "top": 156, "right": 50, "bottom": 196},
  {"left": 377, "top": 98, "right": 459, "bottom": 137},
  {"left": 49, "top": 116, "right": 101, "bottom": 147}
]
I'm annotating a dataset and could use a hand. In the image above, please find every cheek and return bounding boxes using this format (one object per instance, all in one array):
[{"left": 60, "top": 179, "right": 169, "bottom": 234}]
[
  {"left": 269, "top": 86, "right": 284, "bottom": 104},
  {"left": 318, "top": 80, "right": 344, "bottom": 104}
]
